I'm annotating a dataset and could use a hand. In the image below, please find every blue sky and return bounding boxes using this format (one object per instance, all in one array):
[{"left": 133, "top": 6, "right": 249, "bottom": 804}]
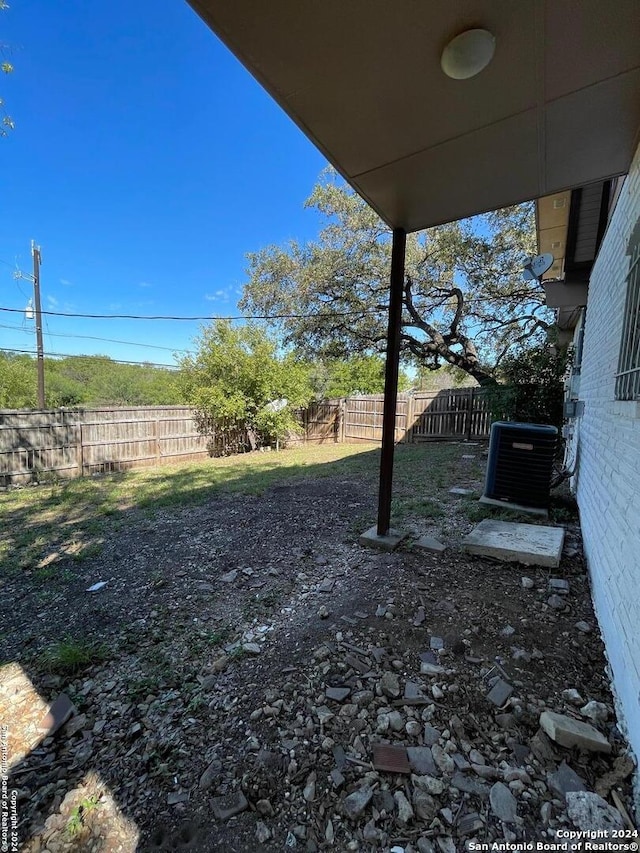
[{"left": 0, "top": 0, "right": 327, "bottom": 366}]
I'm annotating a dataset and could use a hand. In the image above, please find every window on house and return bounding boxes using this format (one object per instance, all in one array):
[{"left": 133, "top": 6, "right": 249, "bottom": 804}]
[{"left": 615, "top": 227, "right": 640, "bottom": 401}]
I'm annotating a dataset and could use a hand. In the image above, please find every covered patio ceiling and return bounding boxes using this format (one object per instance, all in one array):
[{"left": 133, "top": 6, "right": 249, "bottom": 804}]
[{"left": 188, "top": 0, "right": 640, "bottom": 232}]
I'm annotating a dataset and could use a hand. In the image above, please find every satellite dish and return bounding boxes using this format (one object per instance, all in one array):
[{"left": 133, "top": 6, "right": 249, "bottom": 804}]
[{"left": 523, "top": 253, "right": 554, "bottom": 281}]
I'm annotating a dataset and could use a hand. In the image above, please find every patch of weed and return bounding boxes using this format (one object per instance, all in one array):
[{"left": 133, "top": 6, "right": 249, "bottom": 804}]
[
  {"left": 42, "top": 638, "right": 108, "bottom": 675},
  {"left": 66, "top": 795, "right": 100, "bottom": 837}
]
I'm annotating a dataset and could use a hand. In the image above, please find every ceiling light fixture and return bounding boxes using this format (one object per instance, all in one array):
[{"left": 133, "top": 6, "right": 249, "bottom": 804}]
[{"left": 441, "top": 29, "right": 496, "bottom": 80}]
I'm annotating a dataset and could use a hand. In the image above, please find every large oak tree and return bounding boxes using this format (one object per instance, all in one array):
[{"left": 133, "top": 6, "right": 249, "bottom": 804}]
[{"left": 241, "top": 170, "right": 551, "bottom": 386}]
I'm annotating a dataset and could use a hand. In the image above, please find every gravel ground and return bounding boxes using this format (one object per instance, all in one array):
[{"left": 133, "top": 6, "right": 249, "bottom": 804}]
[{"left": 0, "top": 442, "right": 636, "bottom": 853}]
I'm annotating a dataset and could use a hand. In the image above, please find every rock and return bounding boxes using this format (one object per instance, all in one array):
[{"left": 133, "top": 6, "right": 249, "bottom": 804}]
[
  {"left": 220, "top": 570, "right": 237, "bottom": 583},
  {"left": 326, "top": 686, "right": 351, "bottom": 702},
  {"left": 457, "top": 813, "right": 485, "bottom": 836},
  {"left": 394, "top": 790, "right": 414, "bottom": 825},
  {"left": 403, "top": 681, "right": 422, "bottom": 700},
  {"left": 451, "top": 772, "right": 489, "bottom": 797},
  {"left": 549, "top": 578, "right": 570, "bottom": 593},
  {"left": 242, "top": 642, "right": 261, "bottom": 655},
  {"left": 406, "top": 720, "right": 421, "bottom": 737},
  {"left": 490, "top": 782, "right": 518, "bottom": 823},
  {"left": 547, "top": 594, "right": 566, "bottom": 609},
  {"left": 380, "top": 672, "right": 400, "bottom": 698},
  {"left": 595, "top": 754, "right": 635, "bottom": 798},
  {"left": 431, "top": 743, "right": 454, "bottom": 776},
  {"left": 547, "top": 761, "right": 586, "bottom": 799},
  {"left": 561, "top": 689, "right": 584, "bottom": 706},
  {"left": 414, "top": 535, "right": 446, "bottom": 553},
  {"left": 373, "top": 789, "right": 396, "bottom": 815},
  {"left": 318, "top": 605, "right": 329, "bottom": 619},
  {"left": 469, "top": 749, "right": 485, "bottom": 765},
  {"left": 63, "top": 714, "right": 87, "bottom": 738},
  {"left": 521, "top": 577, "right": 534, "bottom": 589},
  {"left": 436, "top": 837, "right": 457, "bottom": 853},
  {"left": 211, "top": 790, "right": 248, "bottom": 821},
  {"left": 412, "top": 789, "right": 436, "bottom": 821},
  {"left": 423, "top": 725, "right": 442, "bottom": 745},
  {"left": 388, "top": 710, "right": 405, "bottom": 732},
  {"left": 486, "top": 678, "right": 513, "bottom": 707},
  {"left": 343, "top": 786, "right": 373, "bottom": 820},
  {"left": 431, "top": 685, "right": 445, "bottom": 701},
  {"left": 566, "top": 791, "right": 625, "bottom": 832},
  {"left": 421, "top": 662, "right": 445, "bottom": 676},
  {"left": 430, "top": 636, "right": 444, "bottom": 650},
  {"left": 580, "top": 700, "right": 609, "bottom": 723},
  {"left": 199, "top": 758, "right": 221, "bottom": 790},
  {"left": 256, "top": 799, "right": 274, "bottom": 816},
  {"left": 413, "top": 775, "right": 445, "bottom": 796},
  {"left": 530, "top": 729, "right": 557, "bottom": 763},
  {"left": 330, "top": 769, "right": 345, "bottom": 789},
  {"left": 325, "top": 819, "right": 334, "bottom": 844},
  {"left": 376, "top": 713, "right": 390, "bottom": 733},
  {"left": 256, "top": 821, "right": 271, "bottom": 843},
  {"left": 575, "top": 621, "right": 593, "bottom": 633},
  {"left": 541, "top": 801, "right": 553, "bottom": 826},
  {"left": 417, "top": 841, "right": 436, "bottom": 853},
  {"left": 363, "top": 819, "right": 380, "bottom": 842},
  {"left": 500, "top": 625, "right": 515, "bottom": 638},
  {"left": 167, "top": 791, "right": 190, "bottom": 805},
  {"left": 303, "top": 772, "right": 316, "bottom": 802},
  {"left": 407, "top": 747, "right": 437, "bottom": 776},
  {"left": 539, "top": 710, "right": 611, "bottom": 753}
]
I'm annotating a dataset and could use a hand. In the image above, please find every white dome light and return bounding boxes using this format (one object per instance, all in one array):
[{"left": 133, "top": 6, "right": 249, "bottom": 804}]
[{"left": 441, "top": 29, "right": 496, "bottom": 80}]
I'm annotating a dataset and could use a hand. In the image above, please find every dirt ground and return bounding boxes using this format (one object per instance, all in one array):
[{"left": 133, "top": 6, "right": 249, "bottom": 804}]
[{"left": 0, "top": 442, "right": 636, "bottom": 853}]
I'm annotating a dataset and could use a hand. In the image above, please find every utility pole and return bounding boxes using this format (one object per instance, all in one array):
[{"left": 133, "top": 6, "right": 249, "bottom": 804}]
[{"left": 31, "top": 241, "right": 45, "bottom": 408}]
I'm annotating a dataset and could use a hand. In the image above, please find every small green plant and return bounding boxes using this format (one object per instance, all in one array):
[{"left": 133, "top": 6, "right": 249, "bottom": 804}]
[
  {"left": 43, "top": 638, "right": 108, "bottom": 675},
  {"left": 66, "top": 795, "right": 100, "bottom": 837}
]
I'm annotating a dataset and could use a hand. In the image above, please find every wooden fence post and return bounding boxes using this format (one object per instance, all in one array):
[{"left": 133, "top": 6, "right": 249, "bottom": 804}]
[
  {"left": 77, "top": 422, "right": 84, "bottom": 477},
  {"left": 340, "top": 399, "right": 347, "bottom": 443},
  {"left": 466, "top": 388, "right": 474, "bottom": 440},
  {"left": 154, "top": 419, "right": 161, "bottom": 462},
  {"left": 405, "top": 394, "right": 414, "bottom": 443}
]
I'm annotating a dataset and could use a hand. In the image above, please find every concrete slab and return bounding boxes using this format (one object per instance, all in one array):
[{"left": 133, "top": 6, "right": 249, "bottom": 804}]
[
  {"left": 462, "top": 519, "right": 565, "bottom": 568},
  {"left": 359, "top": 525, "right": 407, "bottom": 552},
  {"left": 414, "top": 535, "right": 446, "bottom": 553},
  {"left": 479, "top": 495, "right": 548, "bottom": 518}
]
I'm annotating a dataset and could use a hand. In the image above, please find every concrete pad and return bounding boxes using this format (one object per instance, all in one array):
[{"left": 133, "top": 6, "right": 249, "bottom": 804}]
[
  {"left": 462, "top": 519, "right": 565, "bottom": 568},
  {"left": 359, "top": 525, "right": 407, "bottom": 552},
  {"left": 479, "top": 495, "right": 548, "bottom": 518},
  {"left": 414, "top": 535, "right": 446, "bottom": 553}
]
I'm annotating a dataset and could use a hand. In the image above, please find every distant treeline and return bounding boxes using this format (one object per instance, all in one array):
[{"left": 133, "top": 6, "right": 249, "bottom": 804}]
[
  {"left": 0, "top": 353, "right": 183, "bottom": 409},
  {"left": 0, "top": 350, "right": 470, "bottom": 411}
]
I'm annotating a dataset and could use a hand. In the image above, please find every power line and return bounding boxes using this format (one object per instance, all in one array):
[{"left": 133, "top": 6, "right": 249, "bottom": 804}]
[
  {"left": 0, "top": 346, "right": 178, "bottom": 370},
  {"left": 0, "top": 322, "right": 192, "bottom": 353},
  {"left": 0, "top": 292, "right": 543, "bottom": 323},
  {"left": 0, "top": 306, "right": 385, "bottom": 321}
]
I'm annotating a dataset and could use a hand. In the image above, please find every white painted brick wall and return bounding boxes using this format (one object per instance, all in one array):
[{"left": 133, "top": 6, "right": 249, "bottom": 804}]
[{"left": 572, "top": 141, "right": 640, "bottom": 789}]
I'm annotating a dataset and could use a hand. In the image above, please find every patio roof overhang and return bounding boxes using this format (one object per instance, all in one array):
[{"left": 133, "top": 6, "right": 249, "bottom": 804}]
[{"left": 188, "top": 0, "right": 640, "bottom": 232}]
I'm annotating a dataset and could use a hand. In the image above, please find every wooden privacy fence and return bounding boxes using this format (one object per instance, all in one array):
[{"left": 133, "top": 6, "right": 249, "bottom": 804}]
[
  {"left": 0, "top": 389, "right": 491, "bottom": 485},
  {"left": 0, "top": 406, "right": 209, "bottom": 486},
  {"left": 341, "top": 388, "right": 490, "bottom": 443},
  {"left": 301, "top": 388, "right": 491, "bottom": 444}
]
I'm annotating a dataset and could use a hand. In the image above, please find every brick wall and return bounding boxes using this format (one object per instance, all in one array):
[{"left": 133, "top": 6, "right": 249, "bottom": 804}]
[{"left": 573, "top": 141, "right": 640, "bottom": 782}]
